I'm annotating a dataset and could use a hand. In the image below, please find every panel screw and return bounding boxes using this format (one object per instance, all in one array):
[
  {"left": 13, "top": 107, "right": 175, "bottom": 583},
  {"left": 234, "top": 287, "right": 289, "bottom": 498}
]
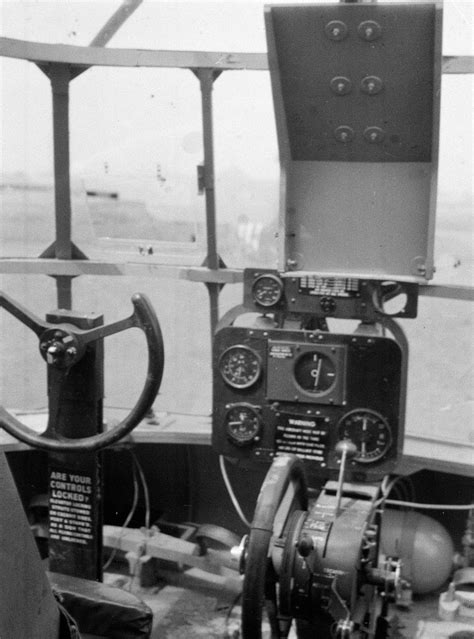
[
  {"left": 325, "top": 20, "right": 348, "bottom": 41},
  {"left": 358, "top": 20, "right": 382, "bottom": 41},
  {"left": 334, "top": 125, "right": 355, "bottom": 143},
  {"left": 360, "top": 76, "right": 383, "bottom": 95},
  {"left": 330, "top": 76, "right": 352, "bottom": 95},
  {"left": 364, "top": 126, "right": 385, "bottom": 144}
]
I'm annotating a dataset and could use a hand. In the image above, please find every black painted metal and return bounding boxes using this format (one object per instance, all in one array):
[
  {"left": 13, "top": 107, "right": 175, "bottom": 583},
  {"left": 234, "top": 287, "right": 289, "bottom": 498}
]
[
  {"left": 0, "top": 292, "right": 165, "bottom": 452},
  {"left": 46, "top": 310, "right": 104, "bottom": 581}
]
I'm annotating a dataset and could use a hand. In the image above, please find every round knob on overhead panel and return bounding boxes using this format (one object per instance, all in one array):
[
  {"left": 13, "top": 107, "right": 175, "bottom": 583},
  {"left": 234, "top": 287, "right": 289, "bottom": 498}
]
[
  {"left": 360, "top": 75, "right": 383, "bottom": 96},
  {"left": 358, "top": 20, "right": 382, "bottom": 41},
  {"left": 334, "top": 125, "right": 355, "bottom": 143},
  {"left": 330, "top": 76, "right": 352, "bottom": 96},
  {"left": 325, "top": 20, "right": 348, "bottom": 41},
  {"left": 364, "top": 126, "right": 385, "bottom": 144}
]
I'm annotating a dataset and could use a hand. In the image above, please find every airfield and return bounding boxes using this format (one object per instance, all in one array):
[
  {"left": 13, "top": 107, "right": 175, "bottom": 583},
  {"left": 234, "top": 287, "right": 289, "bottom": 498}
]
[{"left": 1, "top": 180, "right": 472, "bottom": 441}]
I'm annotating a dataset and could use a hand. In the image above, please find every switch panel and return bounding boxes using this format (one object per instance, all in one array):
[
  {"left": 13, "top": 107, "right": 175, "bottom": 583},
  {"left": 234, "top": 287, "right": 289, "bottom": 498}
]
[{"left": 267, "top": 3, "right": 439, "bottom": 162}]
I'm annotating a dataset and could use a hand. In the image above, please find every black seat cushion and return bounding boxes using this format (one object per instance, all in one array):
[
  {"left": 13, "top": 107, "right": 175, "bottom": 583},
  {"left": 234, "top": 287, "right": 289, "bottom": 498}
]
[{"left": 48, "top": 572, "right": 153, "bottom": 639}]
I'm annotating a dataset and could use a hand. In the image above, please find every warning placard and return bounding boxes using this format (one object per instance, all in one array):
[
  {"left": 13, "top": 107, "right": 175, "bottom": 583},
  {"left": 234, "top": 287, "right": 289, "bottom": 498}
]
[
  {"left": 49, "top": 471, "right": 94, "bottom": 546},
  {"left": 275, "top": 414, "right": 329, "bottom": 463}
]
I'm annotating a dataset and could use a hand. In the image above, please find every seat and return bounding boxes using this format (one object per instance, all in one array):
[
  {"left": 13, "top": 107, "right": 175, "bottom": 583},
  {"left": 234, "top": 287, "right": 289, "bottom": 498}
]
[{"left": 49, "top": 572, "right": 153, "bottom": 639}]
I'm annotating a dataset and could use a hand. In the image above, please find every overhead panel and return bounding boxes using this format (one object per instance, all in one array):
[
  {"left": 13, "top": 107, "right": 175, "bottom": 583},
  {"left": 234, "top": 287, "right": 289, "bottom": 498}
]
[{"left": 265, "top": 2, "right": 442, "bottom": 281}]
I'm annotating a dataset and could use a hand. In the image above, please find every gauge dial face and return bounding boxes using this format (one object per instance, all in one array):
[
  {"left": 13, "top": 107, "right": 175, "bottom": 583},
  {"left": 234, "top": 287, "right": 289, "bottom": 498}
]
[
  {"left": 294, "top": 352, "right": 336, "bottom": 394},
  {"left": 225, "top": 404, "right": 261, "bottom": 446},
  {"left": 337, "top": 409, "right": 392, "bottom": 464},
  {"left": 219, "top": 345, "right": 262, "bottom": 389},
  {"left": 252, "top": 274, "right": 284, "bottom": 307}
]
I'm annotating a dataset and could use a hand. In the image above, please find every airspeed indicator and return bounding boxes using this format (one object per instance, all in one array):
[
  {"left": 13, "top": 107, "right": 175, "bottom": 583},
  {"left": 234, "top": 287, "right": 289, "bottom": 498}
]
[{"left": 219, "top": 345, "right": 262, "bottom": 389}]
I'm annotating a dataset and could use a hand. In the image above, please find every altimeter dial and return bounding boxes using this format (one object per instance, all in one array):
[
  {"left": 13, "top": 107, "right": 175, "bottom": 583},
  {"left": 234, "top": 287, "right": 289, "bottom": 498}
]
[{"left": 337, "top": 409, "right": 392, "bottom": 464}]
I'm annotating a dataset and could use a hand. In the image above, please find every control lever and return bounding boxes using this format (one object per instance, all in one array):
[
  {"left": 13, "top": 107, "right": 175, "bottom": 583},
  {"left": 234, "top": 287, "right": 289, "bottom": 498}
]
[{"left": 334, "top": 439, "right": 358, "bottom": 514}]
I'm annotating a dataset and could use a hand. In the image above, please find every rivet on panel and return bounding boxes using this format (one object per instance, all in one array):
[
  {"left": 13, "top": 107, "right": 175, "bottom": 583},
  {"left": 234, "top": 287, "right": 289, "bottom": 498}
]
[
  {"left": 324, "top": 20, "right": 348, "bottom": 41},
  {"left": 330, "top": 76, "right": 352, "bottom": 95},
  {"left": 334, "top": 125, "right": 355, "bottom": 143},
  {"left": 358, "top": 20, "right": 382, "bottom": 41},
  {"left": 364, "top": 126, "right": 385, "bottom": 144},
  {"left": 360, "top": 76, "right": 383, "bottom": 95}
]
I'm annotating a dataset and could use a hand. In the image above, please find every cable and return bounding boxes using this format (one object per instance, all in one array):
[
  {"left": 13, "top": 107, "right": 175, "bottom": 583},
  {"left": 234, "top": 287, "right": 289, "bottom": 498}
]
[
  {"left": 224, "top": 591, "right": 242, "bottom": 638},
  {"left": 385, "top": 499, "right": 474, "bottom": 511},
  {"left": 130, "top": 449, "right": 151, "bottom": 530},
  {"left": 219, "top": 455, "right": 251, "bottom": 529},
  {"left": 374, "top": 474, "right": 419, "bottom": 511},
  {"left": 103, "top": 452, "right": 139, "bottom": 571}
]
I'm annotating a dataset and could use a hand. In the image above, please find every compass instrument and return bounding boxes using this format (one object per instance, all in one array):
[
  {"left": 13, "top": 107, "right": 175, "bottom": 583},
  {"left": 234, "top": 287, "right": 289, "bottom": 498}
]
[{"left": 294, "top": 351, "right": 337, "bottom": 394}]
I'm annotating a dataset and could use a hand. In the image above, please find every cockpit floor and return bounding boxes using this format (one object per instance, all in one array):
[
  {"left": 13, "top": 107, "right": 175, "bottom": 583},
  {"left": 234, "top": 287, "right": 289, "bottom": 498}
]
[{"left": 103, "top": 571, "right": 474, "bottom": 639}]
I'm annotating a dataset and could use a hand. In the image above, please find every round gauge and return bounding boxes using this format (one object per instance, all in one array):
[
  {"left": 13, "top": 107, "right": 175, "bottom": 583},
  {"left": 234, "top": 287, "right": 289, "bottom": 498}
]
[
  {"left": 219, "top": 345, "right": 262, "bottom": 389},
  {"left": 294, "top": 351, "right": 336, "bottom": 394},
  {"left": 337, "top": 409, "right": 392, "bottom": 464},
  {"left": 252, "top": 273, "right": 284, "bottom": 308},
  {"left": 225, "top": 404, "right": 262, "bottom": 447}
]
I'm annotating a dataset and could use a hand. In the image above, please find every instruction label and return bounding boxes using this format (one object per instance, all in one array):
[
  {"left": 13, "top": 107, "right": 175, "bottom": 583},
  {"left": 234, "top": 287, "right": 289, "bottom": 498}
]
[
  {"left": 49, "top": 470, "right": 94, "bottom": 546},
  {"left": 276, "top": 414, "right": 329, "bottom": 463},
  {"left": 269, "top": 343, "right": 294, "bottom": 359}
]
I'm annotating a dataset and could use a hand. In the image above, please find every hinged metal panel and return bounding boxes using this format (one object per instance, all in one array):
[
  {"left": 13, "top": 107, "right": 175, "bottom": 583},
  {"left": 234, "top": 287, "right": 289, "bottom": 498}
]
[{"left": 266, "top": 2, "right": 443, "bottom": 281}]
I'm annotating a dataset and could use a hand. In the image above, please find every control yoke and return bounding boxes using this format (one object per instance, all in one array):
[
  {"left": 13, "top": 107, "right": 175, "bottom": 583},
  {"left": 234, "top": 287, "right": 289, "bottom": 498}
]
[{"left": 0, "top": 292, "right": 164, "bottom": 452}]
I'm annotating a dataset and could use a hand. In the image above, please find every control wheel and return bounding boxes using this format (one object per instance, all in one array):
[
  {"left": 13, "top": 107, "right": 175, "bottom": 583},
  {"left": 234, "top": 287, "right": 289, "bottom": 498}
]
[
  {"left": 241, "top": 454, "right": 308, "bottom": 638},
  {"left": 0, "top": 291, "right": 164, "bottom": 452}
]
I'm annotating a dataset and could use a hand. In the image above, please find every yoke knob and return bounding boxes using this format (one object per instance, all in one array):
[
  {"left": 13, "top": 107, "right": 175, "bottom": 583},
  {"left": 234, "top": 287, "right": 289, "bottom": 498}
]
[{"left": 297, "top": 535, "right": 314, "bottom": 558}]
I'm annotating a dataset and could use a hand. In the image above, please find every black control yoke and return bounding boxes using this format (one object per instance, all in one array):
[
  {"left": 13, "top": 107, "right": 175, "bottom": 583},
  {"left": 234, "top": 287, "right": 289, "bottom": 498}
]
[{"left": 0, "top": 292, "right": 164, "bottom": 452}]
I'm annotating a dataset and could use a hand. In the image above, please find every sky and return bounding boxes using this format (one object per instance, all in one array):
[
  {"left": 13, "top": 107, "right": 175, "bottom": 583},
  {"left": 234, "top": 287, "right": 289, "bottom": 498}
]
[{"left": 0, "top": 0, "right": 473, "bottom": 213}]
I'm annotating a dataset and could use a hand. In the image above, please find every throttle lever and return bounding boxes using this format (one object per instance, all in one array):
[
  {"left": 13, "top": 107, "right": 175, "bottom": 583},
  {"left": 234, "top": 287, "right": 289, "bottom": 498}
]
[{"left": 334, "top": 439, "right": 358, "bottom": 515}]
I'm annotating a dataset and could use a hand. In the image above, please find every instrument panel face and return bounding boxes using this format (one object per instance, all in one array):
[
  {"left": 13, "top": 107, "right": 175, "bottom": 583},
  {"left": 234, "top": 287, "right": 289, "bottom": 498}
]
[
  {"left": 267, "top": 342, "right": 347, "bottom": 405},
  {"left": 212, "top": 326, "right": 404, "bottom": 480},
  {"left": 243, "top": 269, "right": 418, "bottom": 320},
  {"left": 219, "top": 345, "right": 262, "bottom": 389}
]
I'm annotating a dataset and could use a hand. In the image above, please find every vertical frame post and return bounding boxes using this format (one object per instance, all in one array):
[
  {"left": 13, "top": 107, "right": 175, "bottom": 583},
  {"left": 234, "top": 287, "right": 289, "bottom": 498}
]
[
  {"left": 194, "top": 68, "right": 224, "bottom": 336},
  {"left": 37, "top": 63, "right": 75, "bottom": 309},
  {"left": 50, "top": 64, "right": 73, "bottom": 262}
]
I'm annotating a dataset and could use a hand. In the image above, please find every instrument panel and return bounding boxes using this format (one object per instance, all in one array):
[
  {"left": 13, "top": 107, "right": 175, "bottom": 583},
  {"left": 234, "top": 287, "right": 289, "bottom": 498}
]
[
  {"left": 212, "top": 325, "right": 404, "bottom": 480},
  {"left": 243, "top": 268, "right": 418, "bottom": 320}
]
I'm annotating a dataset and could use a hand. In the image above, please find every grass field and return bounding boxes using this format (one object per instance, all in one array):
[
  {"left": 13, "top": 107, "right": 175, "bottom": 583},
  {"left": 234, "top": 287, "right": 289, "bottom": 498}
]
[{"left": 0, "top": 185, "right": 472, "bottom": 452}]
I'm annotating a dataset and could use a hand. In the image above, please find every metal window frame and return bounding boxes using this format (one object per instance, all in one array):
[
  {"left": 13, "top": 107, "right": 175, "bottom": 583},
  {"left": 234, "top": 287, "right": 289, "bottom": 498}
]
[{"left": 0, "top": 35, "right": 473, "bottom": 326}]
